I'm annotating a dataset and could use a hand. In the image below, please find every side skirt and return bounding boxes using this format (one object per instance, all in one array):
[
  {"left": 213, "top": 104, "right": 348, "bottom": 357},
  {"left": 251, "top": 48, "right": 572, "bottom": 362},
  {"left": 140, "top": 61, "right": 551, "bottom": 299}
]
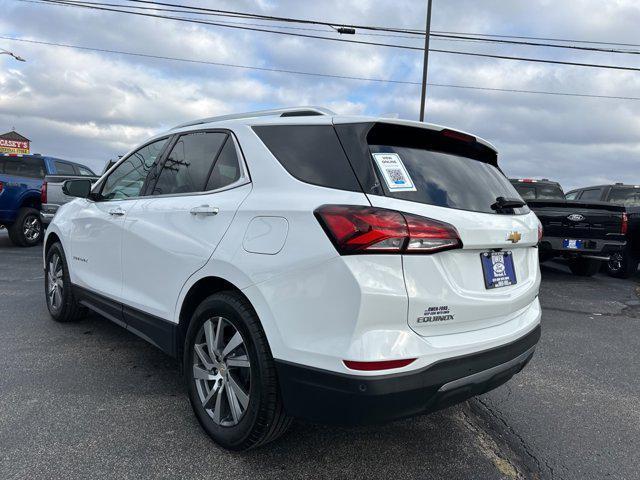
[{"left": 72, "top": 284, "right": 178, "bottom": 358}]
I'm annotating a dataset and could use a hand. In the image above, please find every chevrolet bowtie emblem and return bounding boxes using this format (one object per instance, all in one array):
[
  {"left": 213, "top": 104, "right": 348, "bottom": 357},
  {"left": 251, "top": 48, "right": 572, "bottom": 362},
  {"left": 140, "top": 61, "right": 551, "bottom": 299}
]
[{"left": 507, "top": 231, "right": 522, "bottom": 243}]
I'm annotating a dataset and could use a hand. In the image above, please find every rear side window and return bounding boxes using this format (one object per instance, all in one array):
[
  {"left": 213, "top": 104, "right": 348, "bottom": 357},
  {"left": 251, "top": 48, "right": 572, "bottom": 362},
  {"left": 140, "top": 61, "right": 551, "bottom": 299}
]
[
  {"left": 205, "top": 137, "right": 241, "bottom": 191},
  {"left": 369, "top": 144, "right": 526, "bottom": 214},
  {"left": 152, "top": 132, "right": 227, "bottom": 195},
  {"left": 607, "top": 187, "right": 640, "bottom": 207},
  {"left": 579, "top": 189, "right": 602, "bottom": 201},
  {"left": 253, "top": 125, "right": 361, "bottom": 192},
  {"left": 54, "top": 161, "right": 75, "bottom": 175},
  {"left": 0, "top": 157, "right": 46, "bottom": 179}
]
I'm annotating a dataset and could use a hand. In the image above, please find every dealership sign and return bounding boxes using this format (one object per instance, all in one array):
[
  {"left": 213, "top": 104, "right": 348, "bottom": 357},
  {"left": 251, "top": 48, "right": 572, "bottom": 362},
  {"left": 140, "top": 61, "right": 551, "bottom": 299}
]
[{"left": 0, "top": 131, "right": 30, "bottom": 154}]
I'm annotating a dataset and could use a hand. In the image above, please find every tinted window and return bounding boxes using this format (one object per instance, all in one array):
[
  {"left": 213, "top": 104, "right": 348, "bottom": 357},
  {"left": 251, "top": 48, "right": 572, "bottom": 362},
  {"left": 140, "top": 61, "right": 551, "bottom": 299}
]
[
  {"left": 0, "top": 157, "right": 46, "bottom": 179},
  {"left": 536, "top": 184, "right": 565, "bottom": 199},
  {"left": 253, "top": 125, "right": 361, "bottom": 192},
  {"left": 579, "top": 189, "right": 602, "bottom": 201},
  {"left": 152, "top": 132, "right": 227, "bottom": 195},
  {"left": 77, "top": 166, "right": 95, "bottom": 176},
  {"left": 101, "top": 138, "right": 168, "bottom": 200},
  {"left": 607, "top": 187, "right": 640, "bottom": 207},
  {"left": 513, "top": 184, "right": 536, "bottom": 200},
  {"left": 205, "top": 137, "right": 241, "bottom": 191},
  {"left": 369, "top": 144, "right": 527, "bottom": 214},
  {"left": 54, "top": 161, "right": 75, "bottom": 175},
  {"left": 565, "top": 191, "right": 579, "bottom": 200}
]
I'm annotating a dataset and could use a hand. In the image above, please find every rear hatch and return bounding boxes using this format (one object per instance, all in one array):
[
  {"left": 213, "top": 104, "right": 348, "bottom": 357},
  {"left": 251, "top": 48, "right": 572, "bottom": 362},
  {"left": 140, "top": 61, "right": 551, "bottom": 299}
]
[
  {"left": 528, "top": 199, "right": 624, "bottom": 240},
  {"left": 335, "top": 121, "right": 540, "bottom": 337}
]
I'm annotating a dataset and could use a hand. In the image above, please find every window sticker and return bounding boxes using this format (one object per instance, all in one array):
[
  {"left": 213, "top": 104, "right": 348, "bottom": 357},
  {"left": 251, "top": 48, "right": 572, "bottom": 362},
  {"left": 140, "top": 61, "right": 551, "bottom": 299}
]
[{"left": 372, "top": 153, "right": 417, "bottom": 192}]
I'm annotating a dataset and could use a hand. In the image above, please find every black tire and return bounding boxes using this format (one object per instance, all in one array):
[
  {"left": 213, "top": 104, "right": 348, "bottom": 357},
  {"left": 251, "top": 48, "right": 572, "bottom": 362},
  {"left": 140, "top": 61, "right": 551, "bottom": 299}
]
[
  {"left": 607, "top": 247, "right": 639, "bottom": 279},
  {"left": 184, "top": 291, "right": 291, "bottom": 451},
  {"left": 8, "top": 207, "right": 43, "bottom": 247},
  {"left": 568, "top": 257, "right": 601, "bottom": 277},
  {"left": 44, "top": 242, "right": 86, "bottom": 322}
]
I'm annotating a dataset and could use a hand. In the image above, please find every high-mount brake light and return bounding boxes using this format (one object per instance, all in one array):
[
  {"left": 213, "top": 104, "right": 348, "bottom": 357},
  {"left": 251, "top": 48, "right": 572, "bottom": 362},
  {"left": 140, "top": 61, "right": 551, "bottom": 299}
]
[
  {"left": 315, "top": 205, "right": 462, "bottom": 255},
  {"left": 622, "top": 212, "right": 628, "bottom": 235},
  {"left": 519, "top": 178, "right": 537, "bottom": 183},
  {"left": 343, "top": 358, "right": 416, "bottom": 371},
  {"left": 441, "top": 129, "right": 475, "bottom": 143}
]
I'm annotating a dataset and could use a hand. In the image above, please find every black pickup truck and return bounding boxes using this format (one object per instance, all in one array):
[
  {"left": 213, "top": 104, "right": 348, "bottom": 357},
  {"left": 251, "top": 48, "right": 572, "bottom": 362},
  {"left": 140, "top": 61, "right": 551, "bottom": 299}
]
[
  {"left": 510, "top": 179, "right": 627, "bottom": 276},
  {"left": 566, "top": 183, "right": 639, "bottom": 278}
]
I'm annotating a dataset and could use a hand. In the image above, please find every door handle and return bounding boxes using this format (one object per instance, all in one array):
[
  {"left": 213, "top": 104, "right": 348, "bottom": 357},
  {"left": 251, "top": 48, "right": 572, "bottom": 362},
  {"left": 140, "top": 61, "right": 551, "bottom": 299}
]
[
  {"left": 108, "top": 207, "right": 125, "bottom": 216},
  {"left": 190, "top": 205, "right": 219, "bottom": 216}
]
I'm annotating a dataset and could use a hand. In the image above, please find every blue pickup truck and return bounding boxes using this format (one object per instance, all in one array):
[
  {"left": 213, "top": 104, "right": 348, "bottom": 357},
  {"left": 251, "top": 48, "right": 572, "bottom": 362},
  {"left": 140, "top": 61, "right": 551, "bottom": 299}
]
[{"left": 0, "top": 154, "right": 95, "bottom": 247}]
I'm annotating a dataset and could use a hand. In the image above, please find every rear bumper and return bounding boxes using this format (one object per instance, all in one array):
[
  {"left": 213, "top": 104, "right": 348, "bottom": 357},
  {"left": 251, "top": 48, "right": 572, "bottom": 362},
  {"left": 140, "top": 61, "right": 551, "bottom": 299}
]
[
  {"left": 540, "top": 236, "right": 626, "bottom": 259},
  {"left": 275, "top": 324, "right": 541, "bottom": 425},
  {"left": 40, "top": 203, "right": 59, "bottom": 225}
]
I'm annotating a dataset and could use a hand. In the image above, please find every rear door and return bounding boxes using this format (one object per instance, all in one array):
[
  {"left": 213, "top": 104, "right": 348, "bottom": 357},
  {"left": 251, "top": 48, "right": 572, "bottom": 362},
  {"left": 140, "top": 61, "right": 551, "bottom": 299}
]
[
  {"left": 121, "top": 130, "right": 251, "bottom": 321},
  {"left": 337, "top": 122, "right": 540, "bottom": 337}
]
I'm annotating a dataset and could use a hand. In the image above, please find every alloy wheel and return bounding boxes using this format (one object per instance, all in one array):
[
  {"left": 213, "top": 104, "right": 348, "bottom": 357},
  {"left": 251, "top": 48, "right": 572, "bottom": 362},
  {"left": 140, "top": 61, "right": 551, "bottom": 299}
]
[
  {"left": 193, "top": 316, "right": 251, "bottom": 427},
  {"left": 47, "top": 253, "right": 64, "bottom": 311},
  {"left": 23, "top": 215, "right": 41, "bottom": 242},
  {"left": 608, "top": 252, "right": 623, "bottom": 272}
]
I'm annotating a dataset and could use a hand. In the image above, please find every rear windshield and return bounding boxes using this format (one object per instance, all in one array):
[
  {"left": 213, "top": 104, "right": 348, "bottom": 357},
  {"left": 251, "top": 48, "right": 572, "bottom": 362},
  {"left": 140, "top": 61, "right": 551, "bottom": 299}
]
[
  {"left": 512, "top": 183, "right": 564, "bottom": 200},
  {"left": 0, "top": 156, "right": 46, "bottom": 179},
  {"left": 607, "top": 187, "right": 640, "bottom": 207},
  {"left": 369, "top": 144, "right": 528, "bottom": 214}
]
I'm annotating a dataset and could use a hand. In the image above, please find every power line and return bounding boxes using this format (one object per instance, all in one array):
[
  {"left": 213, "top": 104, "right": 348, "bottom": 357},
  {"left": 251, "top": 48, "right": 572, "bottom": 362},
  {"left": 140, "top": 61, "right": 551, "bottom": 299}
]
[
  {"left": 3, "top": 35, "right": 640, "bottom": 102},
  {"left": 34, "top": 0, "right": 640, "bottom": 55},
  {"left": 31, "top": 0, "right": 640, "bottom": 72}
]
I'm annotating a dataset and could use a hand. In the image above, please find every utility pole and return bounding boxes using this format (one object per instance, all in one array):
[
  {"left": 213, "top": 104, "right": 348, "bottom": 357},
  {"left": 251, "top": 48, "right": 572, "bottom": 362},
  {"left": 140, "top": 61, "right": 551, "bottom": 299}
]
[{"left": 419, "top": 0, "right": 433, "bottom": 122}]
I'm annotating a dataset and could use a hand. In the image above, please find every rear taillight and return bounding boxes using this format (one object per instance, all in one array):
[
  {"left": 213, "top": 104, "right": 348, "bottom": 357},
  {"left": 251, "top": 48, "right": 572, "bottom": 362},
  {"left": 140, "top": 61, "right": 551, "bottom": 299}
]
[
  {"left": 0, "top": 181, "right": 4, "bottom": 194},
  {"left": 41, "top": 180, "right": 47, "bottom": 204},
  {"left": 314, "top": 205, "right": 462, "bottom": 255},
  {"left": 538, "top": 222, "right": 543, "bottom": 243},
  {"left": 622, "top": 212, "right": 628, "bottom": 235}
]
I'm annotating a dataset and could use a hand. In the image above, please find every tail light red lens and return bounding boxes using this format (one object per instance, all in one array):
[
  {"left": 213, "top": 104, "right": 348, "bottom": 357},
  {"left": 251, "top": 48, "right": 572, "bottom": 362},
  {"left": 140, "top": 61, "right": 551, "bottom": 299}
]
[
  {"left": 315, "top": 205, "right": 462, "bottom": 255},
  {"left": 0, "top": 181, "right": 4, "bottom": 194},
  {"left": 537, "top": 222, "right": 543, "bottom": 243},
  {"left": 622, "top": 212, "right": 628, "bottom": 235},
  {"left": 344, "top": 358, "right": 416, "bottom": 371},
  {"left": 41, "top": 180, "right": 47, "bottom": 204}
]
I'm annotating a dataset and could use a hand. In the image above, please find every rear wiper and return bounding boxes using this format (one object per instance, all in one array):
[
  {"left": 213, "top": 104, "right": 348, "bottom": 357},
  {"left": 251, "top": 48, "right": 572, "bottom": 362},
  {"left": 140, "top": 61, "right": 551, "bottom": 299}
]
[{"left": 491, "top": 196, "right": 526, "bottom": 210}]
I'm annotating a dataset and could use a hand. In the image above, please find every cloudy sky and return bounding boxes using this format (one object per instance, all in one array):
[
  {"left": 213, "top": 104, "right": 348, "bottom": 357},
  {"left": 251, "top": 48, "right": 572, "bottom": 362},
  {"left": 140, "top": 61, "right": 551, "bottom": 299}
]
[{"left": 1, "top": 0, "right": 639, "bottom": 189}]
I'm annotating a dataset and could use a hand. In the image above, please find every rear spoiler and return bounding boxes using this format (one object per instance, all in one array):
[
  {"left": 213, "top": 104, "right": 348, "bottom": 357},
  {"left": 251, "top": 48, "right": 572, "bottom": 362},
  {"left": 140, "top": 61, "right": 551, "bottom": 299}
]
[{"left": 527, "top": 199, "right": 626, "bottom": 212}]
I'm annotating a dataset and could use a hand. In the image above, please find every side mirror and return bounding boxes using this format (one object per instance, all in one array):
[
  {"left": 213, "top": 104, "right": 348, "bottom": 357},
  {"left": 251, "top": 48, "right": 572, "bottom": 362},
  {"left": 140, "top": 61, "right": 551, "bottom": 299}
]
[{"left": 62, "top": 179, "right": 92, "bottom": 198}]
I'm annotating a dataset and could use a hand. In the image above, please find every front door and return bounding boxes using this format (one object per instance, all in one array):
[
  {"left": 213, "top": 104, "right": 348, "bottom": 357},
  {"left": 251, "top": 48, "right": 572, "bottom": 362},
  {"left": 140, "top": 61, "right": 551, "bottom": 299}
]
[{"left": 69, "top": 138, "right": 169, "bottom": 303}]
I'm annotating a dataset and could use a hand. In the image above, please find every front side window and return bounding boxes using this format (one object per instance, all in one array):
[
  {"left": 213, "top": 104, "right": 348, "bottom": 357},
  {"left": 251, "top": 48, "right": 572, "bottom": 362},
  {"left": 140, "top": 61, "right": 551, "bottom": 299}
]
[
  {"left": 607, "top": 187, "right": 640, "bottom": 207},
  {"left": 100, "top": 138, "right": 168, "bottom": 200},
  {"left": 152, "top": 132, "right": 227, "bottom": 196}
]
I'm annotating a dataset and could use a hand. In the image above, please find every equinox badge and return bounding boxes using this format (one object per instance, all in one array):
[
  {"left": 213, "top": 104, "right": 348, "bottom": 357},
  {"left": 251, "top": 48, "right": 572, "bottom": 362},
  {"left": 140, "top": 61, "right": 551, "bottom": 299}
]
[{"left": 507, "top": 231, "right": 522, "bottom": 243}]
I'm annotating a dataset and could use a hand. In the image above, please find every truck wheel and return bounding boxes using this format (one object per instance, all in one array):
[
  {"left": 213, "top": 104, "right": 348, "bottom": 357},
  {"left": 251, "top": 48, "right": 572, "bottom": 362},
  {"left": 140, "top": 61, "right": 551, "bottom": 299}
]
[
  {"left": 45, "top": 242, "right": 86, "bottom": 322},
  {"left": 184, "top": 291, "right": 292, "bottom": 451},
  {"left": 607, "top": 248, "right": 639, "bottom": 279},
  {"left": 8, "top": 207, "right": 43, "bottom": 247},
  {"left": 568, "top": 258, "right": 601, "bottom": 277}
]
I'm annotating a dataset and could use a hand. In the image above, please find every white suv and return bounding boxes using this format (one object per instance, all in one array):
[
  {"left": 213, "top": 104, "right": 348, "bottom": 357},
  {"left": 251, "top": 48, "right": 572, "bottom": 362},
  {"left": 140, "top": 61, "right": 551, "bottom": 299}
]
[{"left": 44, "top": 107, "right": 542, "bottom": 450}]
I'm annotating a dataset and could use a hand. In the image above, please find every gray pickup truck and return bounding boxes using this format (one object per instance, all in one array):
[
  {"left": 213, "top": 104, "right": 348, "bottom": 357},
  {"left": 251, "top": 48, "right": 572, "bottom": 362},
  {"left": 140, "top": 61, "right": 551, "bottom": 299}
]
[{"left": 40, "top": 159, "right": 117, "bottom": 225}]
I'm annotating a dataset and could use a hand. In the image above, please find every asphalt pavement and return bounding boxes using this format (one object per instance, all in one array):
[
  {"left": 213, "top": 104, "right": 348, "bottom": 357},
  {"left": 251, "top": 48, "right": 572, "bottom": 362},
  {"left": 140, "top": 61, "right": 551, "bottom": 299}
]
[{"left": 0, "top": 229, "right": 638, "bottom": 480}]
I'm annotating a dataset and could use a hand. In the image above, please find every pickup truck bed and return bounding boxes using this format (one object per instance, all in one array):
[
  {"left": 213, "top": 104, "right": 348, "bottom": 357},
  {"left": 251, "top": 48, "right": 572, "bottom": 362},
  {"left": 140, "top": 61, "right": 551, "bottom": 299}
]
[
  {"left": 41, "top": 174, "right": 99, "bottom": 224},
  {"left": 529, "top": 199, "right": 626, "bottom": 274}
]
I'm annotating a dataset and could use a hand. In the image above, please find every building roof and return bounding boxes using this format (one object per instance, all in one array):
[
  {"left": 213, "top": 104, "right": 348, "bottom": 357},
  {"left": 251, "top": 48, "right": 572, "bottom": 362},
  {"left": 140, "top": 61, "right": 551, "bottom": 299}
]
[{"left": 0, "top": 131, "right": 30, "bottom": 142}]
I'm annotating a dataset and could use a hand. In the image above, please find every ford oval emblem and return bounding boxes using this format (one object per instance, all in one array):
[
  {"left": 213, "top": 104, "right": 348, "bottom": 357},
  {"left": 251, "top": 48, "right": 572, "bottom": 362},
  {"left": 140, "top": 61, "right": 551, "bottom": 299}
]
[{"left": 567, "top": 214, "right": 585, "bottom": 222}]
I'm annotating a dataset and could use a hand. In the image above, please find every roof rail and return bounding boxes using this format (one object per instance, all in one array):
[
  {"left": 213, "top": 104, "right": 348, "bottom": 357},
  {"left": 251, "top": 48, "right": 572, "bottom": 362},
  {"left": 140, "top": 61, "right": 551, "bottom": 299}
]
[{"left": 172, "top": 106, "right": 335, "bottom": 129}]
